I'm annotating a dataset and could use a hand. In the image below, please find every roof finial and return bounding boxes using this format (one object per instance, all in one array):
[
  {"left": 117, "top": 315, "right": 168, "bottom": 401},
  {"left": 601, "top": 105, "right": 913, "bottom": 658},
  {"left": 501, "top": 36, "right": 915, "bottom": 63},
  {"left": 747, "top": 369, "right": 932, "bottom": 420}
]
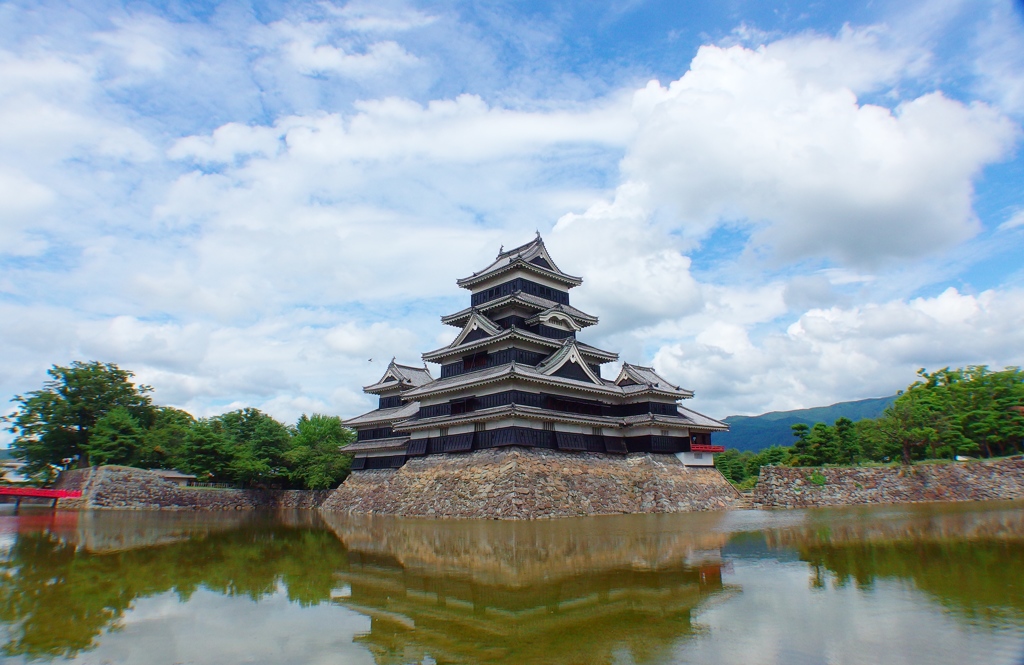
[{"left": 535, "top": 229, "right": 541, "bottom": 239}]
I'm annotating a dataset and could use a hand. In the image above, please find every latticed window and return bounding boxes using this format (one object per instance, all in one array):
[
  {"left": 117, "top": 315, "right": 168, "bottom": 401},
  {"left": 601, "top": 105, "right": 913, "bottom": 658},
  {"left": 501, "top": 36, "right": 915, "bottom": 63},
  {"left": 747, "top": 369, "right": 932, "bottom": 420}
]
[
  {"left": 543, "top": 422, "right": 554, "bottom": 431},
  {"left": 475, "top": 422, "right": 486, "bottom": 432}
]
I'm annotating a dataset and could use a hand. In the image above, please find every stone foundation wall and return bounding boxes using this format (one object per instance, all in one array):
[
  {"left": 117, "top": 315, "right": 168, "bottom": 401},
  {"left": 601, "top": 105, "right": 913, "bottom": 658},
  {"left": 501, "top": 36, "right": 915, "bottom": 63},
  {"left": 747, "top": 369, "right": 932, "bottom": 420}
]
[
  {"left": 753, "top": 456, "right": 1024, "bottom": 509},
  {"left": 57, "top": 466, "right": 330, "bottom": 511},
  {"left": 320, "top": 447, "right": 740, "bottom": 519}
]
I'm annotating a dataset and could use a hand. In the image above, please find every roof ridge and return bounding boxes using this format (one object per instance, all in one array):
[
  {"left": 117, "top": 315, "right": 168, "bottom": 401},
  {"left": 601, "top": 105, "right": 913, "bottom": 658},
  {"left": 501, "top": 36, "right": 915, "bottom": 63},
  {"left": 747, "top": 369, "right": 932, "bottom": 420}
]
[{"left": 496, "top": 234, "right": 543, "bottom": 260}]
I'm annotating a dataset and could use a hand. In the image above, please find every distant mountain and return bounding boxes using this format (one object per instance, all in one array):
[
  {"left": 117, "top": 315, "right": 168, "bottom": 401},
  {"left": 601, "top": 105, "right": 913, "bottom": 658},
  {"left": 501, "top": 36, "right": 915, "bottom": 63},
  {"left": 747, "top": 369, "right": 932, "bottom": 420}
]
[{"left": 714, "top": 396, "right": 896, "bottom": 452}]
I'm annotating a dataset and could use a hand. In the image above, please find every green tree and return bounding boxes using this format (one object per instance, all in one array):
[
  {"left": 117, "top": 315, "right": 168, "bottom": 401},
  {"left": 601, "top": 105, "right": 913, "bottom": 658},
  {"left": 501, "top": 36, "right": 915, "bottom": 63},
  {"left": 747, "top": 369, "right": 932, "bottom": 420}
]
[
  {"left": 137, "top": 407, "right": 196, "bottom": 469},
  {"left": 835, "top": 417, "right": 863, "bottom": 464},
  {"left": 214, "top": 408, "right": 292, "bottom": 486},
  {"left": 790, "top": 423, "right": 817, "bottom": 466},
  {"left": 746, "top": 446, "right": 792, "bottom": 477},
  {"left": 807, "top": 422, "right": 840, "bottom": 465},
  {"left": 5, "top": 361, "right": 154, "bottom": 473},
  {"left": 84, "top": 408, "right": 144, "bottom": 466},
  {"left": 713, "top": 449, "right": 748, "bottom": 485},
  {"left": 877, "top": 391, "right": 946, "bottom": 465},
  {"left": 286, "top": 414, "right": 354, "bottom": 489},
  {"left": 178, "top": 420, "right": 234, "bottom": 482}
]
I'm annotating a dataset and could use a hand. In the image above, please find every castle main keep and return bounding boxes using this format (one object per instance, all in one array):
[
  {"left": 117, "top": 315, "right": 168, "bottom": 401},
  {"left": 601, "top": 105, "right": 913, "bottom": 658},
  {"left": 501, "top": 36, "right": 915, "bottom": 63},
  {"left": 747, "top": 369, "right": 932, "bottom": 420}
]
[{"left": 328, "top": 234, "right": 738, "bottom": 518}]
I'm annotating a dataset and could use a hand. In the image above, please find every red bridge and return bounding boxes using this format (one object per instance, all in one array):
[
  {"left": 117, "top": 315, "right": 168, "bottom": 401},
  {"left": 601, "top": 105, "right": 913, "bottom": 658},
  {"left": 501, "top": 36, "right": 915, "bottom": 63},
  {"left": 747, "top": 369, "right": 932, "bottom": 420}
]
[{"left": 0, "top": 486, "right": 81, "bottom": 511}]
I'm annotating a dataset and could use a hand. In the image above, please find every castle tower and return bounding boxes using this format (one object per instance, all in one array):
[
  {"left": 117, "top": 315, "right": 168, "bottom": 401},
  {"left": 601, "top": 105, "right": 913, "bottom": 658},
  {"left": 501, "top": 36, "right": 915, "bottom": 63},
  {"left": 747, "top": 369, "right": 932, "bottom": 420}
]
[{"left": 342, "top": 234, "right": 727, "bottom": 472}]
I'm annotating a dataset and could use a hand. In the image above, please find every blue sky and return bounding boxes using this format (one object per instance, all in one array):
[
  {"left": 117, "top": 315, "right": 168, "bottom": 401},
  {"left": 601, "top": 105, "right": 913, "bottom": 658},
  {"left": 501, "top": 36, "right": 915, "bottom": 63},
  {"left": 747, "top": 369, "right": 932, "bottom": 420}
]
[{"left": 2, "top": 0, "right": 1023, "bottom": 438}]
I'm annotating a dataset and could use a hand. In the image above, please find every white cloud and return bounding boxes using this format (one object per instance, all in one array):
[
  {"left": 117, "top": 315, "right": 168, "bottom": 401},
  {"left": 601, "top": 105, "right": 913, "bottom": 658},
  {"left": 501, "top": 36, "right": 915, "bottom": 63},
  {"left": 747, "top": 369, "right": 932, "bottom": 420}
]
[
  {"left": 271, "top": 18, "right": 420, "bottom": 77},
  {"left": 168, "top": 123, "right": 284, "bottom": 164},
  {"left": 970, "top": 1, "right": 1024, "bottom": 115},
  {"left": 621, "top": 28, "right": 1018, "bottom": 266},
  {"left": 93, "top": 16, "right": 176, "bottom": 74},
  {"left": 653, "top": 287, "right": 1024, "bottom": 416},
  {"left": 1000, "top": 209, "right": 1024, "bottom": 231},
  {"left": 550, "top": 183, "right": 704, "bottom": 333},
  {"left": 334, "top": 3, "right": 438, "bottom": 33}
]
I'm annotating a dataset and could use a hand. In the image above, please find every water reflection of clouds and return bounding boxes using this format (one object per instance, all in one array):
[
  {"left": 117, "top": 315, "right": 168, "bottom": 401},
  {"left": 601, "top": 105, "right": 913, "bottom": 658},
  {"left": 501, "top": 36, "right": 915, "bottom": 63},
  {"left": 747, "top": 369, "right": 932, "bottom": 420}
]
[
  {"left": 57, "top": 589, "right": 375, "bottom": 665},
  {"left": 1, "top": 503, "right": 1023, "bottom": 664},
  {"left": 677, "top": 559, "right": 1024, "bottom": 665}
]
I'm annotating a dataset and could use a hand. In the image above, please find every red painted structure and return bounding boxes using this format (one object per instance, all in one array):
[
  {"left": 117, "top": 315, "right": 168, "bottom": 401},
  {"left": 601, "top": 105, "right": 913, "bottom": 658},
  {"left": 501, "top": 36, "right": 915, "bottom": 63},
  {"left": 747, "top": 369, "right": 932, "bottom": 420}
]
[
  {"left": 690, "top": 443, "right": 726, "bottom": 453},
  {"left": 0, "top": 487, "right": 81, "bottom": 499},
  {"left": 0, "top": 486, "right": 81, "bottom": 511}
]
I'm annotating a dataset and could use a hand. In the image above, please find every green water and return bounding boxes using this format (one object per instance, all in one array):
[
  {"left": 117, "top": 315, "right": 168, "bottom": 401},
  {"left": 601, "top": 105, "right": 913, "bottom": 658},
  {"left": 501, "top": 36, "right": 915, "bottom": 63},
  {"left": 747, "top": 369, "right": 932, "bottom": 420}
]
[{"left": 1, "top": 502, "right": 1023, "bottom": 665}]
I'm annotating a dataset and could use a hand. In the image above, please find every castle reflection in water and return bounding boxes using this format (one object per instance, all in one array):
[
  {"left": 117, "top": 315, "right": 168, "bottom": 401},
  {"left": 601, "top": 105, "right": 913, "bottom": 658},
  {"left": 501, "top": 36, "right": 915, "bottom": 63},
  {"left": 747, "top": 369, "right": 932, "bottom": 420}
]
[
  {"left": 323, "top": 513, "right": 733, "bottom": 664},
  {"left": 1, "top": 504, "right": 1023, "bottom": 664}
]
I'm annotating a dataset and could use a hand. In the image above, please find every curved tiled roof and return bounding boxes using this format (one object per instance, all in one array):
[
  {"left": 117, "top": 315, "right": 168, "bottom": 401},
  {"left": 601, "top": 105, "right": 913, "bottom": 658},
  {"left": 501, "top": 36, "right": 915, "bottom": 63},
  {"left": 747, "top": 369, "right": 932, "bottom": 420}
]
[
  {"left": 441, "top": 293, "right": 598, "bottom": 328},
  {"left": 342, "top": 401, "right": 420, "bottom": 427},
  {"left": 362, "top": 360, "right": 434, "bottom": 393},
  {"left": 422, "top": 327, "right": 618, "bottom": 363},
  {"left": 456, "top": 235, "right": 582, "bottom": 289}
]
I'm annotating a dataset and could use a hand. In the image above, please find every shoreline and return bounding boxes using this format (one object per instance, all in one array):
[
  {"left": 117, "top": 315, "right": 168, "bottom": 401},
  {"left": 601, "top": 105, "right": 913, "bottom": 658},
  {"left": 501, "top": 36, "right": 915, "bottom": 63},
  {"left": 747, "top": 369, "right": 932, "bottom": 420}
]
[{"left": 43, "top": 455, "right": 1024, "bottom": 518}]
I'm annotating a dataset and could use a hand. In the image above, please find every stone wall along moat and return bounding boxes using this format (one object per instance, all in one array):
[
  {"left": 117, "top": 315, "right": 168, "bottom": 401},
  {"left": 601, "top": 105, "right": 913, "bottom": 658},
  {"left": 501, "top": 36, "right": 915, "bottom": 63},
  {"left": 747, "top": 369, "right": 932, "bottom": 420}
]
[
  {"left": 56, "top": 466, "right": 330, "bottom": 511},
  {"left": 320, "top": 447, "right": 741, "bottom": 519},
  {"left": 753, "top": 456, "right": 1024, "bottom": 509}
]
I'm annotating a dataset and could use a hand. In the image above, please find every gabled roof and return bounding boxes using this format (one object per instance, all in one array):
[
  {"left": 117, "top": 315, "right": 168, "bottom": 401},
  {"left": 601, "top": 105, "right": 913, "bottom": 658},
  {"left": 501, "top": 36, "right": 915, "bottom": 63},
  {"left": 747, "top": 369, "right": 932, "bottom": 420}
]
[
  {"left": 448, "top": 310, "right": 503, "bottom": 347},
  {"left": 536, "top": 339, "right": 603, "bottom": 384},
  {"left": 362, "top": 360, "right": 434, "bottom": 394},
  {"left": 421, "top": 327, "right": 618, "bottom": 363},
  {"left": 342, "top": 401, "right": 420, "bottom": 427},
  {"left": 456, "top": 234, "right": 583, "bottom": 289},
  {"left": 676, "top": 405, "right": 728, "bottom": 431},
  {"left": 614, "top": 363, "right": 694, "bottom": 398},
  {"left": 402, "top": 361, "right": 625, "bottom": 399},
  {"left": 525, "top": 305, "right": 584, "bottom": 331},
  {"left": 345, "top": 437, "right": 410, "bottom": 454},
  {"left": 441, "top": 293, "right": 598, "bottom": 328}
]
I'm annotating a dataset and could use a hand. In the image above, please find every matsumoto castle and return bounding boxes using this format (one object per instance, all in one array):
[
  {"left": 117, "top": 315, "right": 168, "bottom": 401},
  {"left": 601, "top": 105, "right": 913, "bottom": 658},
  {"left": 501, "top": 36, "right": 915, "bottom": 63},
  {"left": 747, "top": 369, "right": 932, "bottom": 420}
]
[{"left": 343, "top": 234, "right": 727, "bottom": 471}]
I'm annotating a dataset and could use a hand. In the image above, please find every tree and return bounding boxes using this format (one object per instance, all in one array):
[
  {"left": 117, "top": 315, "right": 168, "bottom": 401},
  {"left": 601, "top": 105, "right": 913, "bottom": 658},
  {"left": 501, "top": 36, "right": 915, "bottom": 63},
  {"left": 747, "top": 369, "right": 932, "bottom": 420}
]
[
  {"left": 877, "top": 391, "right": 946, "bottom": 465},
  {"left": 214, "top": 409, "right": 292, "bottom": 486},
  {"left": 5, "top": 362, "right": 153, "bottom": 473},
  {"left": 178, "top": 420, "right": 234, "bottom": 482},
  {"left": 137, "top": 407, "right": 196, "bottom": 469},
  {"left": 790, "top": 423, "right": 817, "bottom": 466},
  {"left": 84, "top": 408, "right": 144, "bottom": 467},
  {"left": 835, "top": 417, "right": 863, "bottom": 464},
  {"left": 713, "top": 449, "right": 748, "bottom": 485},
  {"left": 286, "top": 414, "right": 354, "bottom": 490}
]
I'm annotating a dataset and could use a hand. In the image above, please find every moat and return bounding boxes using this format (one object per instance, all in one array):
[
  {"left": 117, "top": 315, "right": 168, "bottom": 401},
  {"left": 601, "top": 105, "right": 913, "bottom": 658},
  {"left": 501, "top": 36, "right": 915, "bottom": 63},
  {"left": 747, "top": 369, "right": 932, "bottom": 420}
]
[{"left": 1, "top": 502, "right": 1023, "bottom": 665}]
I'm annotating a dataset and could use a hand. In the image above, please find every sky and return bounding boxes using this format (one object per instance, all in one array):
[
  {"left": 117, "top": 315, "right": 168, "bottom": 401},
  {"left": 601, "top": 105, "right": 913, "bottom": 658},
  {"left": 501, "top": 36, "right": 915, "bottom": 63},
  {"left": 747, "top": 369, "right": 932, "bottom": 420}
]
[{"left": 2, "top": 0, "right": 1024, "bottom": 438}]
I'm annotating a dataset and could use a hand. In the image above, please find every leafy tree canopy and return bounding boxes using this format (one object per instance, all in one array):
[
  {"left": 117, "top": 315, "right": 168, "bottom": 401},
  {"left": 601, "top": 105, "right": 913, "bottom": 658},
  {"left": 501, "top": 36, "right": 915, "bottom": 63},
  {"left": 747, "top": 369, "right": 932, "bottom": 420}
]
[
  {"left": 287, "top": 414, "right": 354, "bottom": 490},
  {"left": 5, "top": 361, "right": 153, "bottom": 474}
]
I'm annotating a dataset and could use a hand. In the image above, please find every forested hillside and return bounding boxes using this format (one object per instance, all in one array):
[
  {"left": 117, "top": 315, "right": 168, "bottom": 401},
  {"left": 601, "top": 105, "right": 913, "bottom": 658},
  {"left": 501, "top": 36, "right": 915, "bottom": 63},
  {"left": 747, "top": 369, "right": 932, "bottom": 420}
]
[
  {"left": 716, "top": 396, "right": 896, "bottom": 452},
  {"left": 715, "top": 366, "right": 1024, "bottom": 489}
]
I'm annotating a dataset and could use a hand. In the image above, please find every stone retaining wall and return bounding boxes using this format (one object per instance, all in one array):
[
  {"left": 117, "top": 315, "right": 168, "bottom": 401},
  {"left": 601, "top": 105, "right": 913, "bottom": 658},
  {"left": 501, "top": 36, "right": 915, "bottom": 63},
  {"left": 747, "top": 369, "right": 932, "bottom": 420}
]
[
  {"left": 320, "top": 447, "right": 740, "bottom": 519},
  {"left": 753, "top": 456, "right": 1024, "bottom": 509},
  {"left": 56, "top": 466, "right": 330, "bottom": 511}
]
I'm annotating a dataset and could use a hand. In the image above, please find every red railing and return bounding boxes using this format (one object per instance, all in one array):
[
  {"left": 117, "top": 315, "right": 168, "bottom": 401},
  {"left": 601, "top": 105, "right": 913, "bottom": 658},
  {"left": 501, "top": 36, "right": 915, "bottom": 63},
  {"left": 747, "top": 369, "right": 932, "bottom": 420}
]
[
  {"left": 0, "top": 487, "right": 82, "bottom": 499},
  {"left": 690, "top": 444, "right": 725, "bottom": 453}
]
